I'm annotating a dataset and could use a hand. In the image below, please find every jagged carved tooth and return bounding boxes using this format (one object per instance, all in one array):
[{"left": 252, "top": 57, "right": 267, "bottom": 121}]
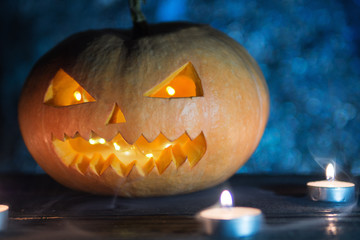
[
  {"left": 147, "top": 162, "right": 159, "bottom": 176},
  {"left": 183, "top": 131, "right": 194, "bottom": 141},
  {"left": 141, "top": 132, "right": 172, "bottom": 152},
  {"left": 62, "top": 133, "right": 69, "bottom": 141},
  {"left": 77, "top": 155, "right": 92, "bottom": 175},
  {"left": 89, "top": 130, "right": 98, "bottom": 139},
  {"left": 52, "top": 138, "right": 76, "bottom": 166},
  {"left": 112, "top": 133, "right": 133, "bottom": 149},
  {"left": 187, "top": 130, "right": 204, "bottom": 142},
  {"left": 101, "top": 154, "right": 135, "bottom": 177},
  {"left": 161, "top": 160, "right": 176, "bottom": 175},
  {"left": 133, "top": 135, "right": 151, "bottom": 153},
  {"left": 70, "top": 154, "right": 91, "bottom": 175},
  {"left": 172, "top": 132, "right": 191, "bottom": 146},
  {"left": 63, "top": 150, "right": 78, "bottom": 167},
  {"left": 194, "top": 132, "right": 206, "bottom": 147},
  {"left": 171, "top": 143, "right": 187, "bottom": 168},
  {"left": 51, "top": 131, "right": 66, "bottom": 142},
  {"left": 135, "top": 158, "right": 155, "bottom": 176},
  {"left": 154, "top": 132, "right": 171, "bottom": 143},
  {"left": 61, "top": 133, "right": 67, "bottom": 141},
  {"left": 104, "top": 131, "right": 119, "bottom": 143},
  {"left": 121, "top": 161, "right": 136, "bottom": 177},
  {"left": 85, "top": 165, "right": 98, "bottom": 176},
  {"left": 141, "top": 131, "right": 161, "bottom": 143},
  {"left": 137, "top": 132, "right": 168, "bottom": 145},
  {"left": 63, "top": 128, "right": 79, "bottom": 139},
  {"left": 182, "top": 132, "right": 206, "bottom": 167},
  {"left": 190, "top": 131, "right": 205, "bottom": 142},
  {"left": 101, "top": 154, "right": 123, "bottom": 176},
  {"left": 70, "top": 154, "right": 82, "bottom": 167},
  {"left": 155, "top": 146, "right": 173, "bottom": 174},
  {"left": 176, "top": 158, "right": 192, "bottom": 172},
  {"left": 87, "top": 153, "right": 105, "bottom": 176},
  {"left": 51, "top": 133, "right": 61, "bottom": 142},
  {"left": 126, "top": 165, "right": 145, "bottom": 181},
  {"left": 163, "top": 131, "right": 187, "bottom": 143},
  {"left": 142, "top": 134, "right": 151, "bottom": 144},
  {"left": 71, "top": 132, "right": 81, "bottom": 139},
  {"left": 135, "top": 134, "right": 151, "bottom": 144},
  {"left": 76, "top": 129, "right": 91, "bottom": 141}
]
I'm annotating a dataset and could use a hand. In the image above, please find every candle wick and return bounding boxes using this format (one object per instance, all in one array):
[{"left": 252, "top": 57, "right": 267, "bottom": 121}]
[
  {"left": 221, "top": 204, "right": 232, "bottom": 209},
  {"left": 327, "top": 175, "right": 335, "bottom": 181}
]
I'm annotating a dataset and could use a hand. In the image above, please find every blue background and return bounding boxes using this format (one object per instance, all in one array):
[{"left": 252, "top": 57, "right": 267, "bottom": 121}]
[{"left": 0, "top": 0, "right": 359, "bottom": 175}]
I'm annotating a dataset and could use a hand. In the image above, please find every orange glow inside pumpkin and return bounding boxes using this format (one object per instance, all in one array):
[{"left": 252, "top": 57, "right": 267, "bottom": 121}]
[
  {"left": 106, "top": 103, "right": 126, "bottom": 124},
  {"left": 166, "top": 86, "right": 176, "bottom": 96},
  {"left": 53, "top": 132, "right": 206, "bottom": 176},
  {"left": 44, "top": 69, "right": 96, "bottom": 107},
  {"left": 144, "top": 62, "right": 203, "bottom": 98}
]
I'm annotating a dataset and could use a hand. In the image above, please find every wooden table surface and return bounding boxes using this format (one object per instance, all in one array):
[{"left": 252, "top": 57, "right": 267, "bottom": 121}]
[{"left": 0, "top": 174, "right": 359, "bottom": 239}]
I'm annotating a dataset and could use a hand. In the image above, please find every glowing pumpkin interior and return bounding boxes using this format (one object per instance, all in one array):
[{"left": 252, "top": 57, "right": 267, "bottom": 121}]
[
  {"left": 144, "top": 62, "right": 203, "bottom": 98},
  {"left": 45, "top": 62, "right": 207, "bottom": 176},
  {"left": 44, "top": 69, "right": 96, "bottom": 107},
  {"left": 106, "top": 103, "right": 126, "bottom": 124}
]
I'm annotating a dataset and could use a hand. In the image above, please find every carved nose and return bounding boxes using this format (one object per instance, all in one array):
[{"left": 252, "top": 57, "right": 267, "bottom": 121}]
[{"left": 106, "top": 103, "right": 126, "bottom": 124}]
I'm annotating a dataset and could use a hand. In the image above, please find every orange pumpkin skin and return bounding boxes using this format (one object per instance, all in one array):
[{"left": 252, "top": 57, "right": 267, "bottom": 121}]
[{"left": 18, "top": 23, "right": 269, "bottom": 197}]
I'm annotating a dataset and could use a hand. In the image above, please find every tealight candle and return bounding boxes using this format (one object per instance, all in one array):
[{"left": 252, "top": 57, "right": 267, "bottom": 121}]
[
  {"left": 0, "top": 205, "right": 9, "bottom": 231},
  {"left": 307, "top": 163, "right": 355, "bottom": 203},
  {"left": 198, "top": 190, "right": 263, "bottom": 238}
]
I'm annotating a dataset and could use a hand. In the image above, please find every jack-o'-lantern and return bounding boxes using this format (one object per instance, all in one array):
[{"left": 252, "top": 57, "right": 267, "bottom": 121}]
[{"left": 18, "top": 2, "right": 269, "bottom": 197}]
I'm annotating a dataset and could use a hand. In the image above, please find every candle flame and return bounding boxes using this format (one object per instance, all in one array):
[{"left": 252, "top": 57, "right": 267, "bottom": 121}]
[
  {"left": 220, "top": 190, "right": 233, "bottom": 207},
  {"left": 326, "top": 163, "right": 335, "bottom": 181},
  {"left": 166, "top": 86, "right": 175, "bottom": 96},
  {"left": 113, "top": 142, "right": 120, "bottom": 151},
  {"left": 73, "top": 91, "right": 82, "bottom": 101}
]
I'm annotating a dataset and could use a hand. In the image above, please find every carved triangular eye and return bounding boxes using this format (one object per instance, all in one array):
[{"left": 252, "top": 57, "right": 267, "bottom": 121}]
[
  {"left": 144, "top": 62, "right": 203, "bottom": 98},
  {"left": 44, "top": 69, "right": 96, "bottom": 107}
]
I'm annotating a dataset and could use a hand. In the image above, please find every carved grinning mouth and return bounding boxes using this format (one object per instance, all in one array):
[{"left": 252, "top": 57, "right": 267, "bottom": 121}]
[{"left": 52, "top": 132, "right": 206, "bottom": 177}]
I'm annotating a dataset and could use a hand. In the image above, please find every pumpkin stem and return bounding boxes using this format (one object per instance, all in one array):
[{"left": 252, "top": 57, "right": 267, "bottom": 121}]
[{"left": 129, "top": 0, "right": 149, "bottom": 38}]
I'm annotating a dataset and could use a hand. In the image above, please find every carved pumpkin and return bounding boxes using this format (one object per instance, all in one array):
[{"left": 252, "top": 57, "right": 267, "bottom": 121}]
[{"left": 18, "top": 22, "right": 269, "bottom": 197}]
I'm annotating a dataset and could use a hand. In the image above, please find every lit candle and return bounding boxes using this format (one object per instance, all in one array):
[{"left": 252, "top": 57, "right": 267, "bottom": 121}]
[
  {"left": 307, "top": 163, "right": 355, "bottom": 202},
  {"left": 197, "top": 190, "right": 263, "bottom": 238},
  {"left": 0, "top": 205, "right": 9, "bottom": 231}
]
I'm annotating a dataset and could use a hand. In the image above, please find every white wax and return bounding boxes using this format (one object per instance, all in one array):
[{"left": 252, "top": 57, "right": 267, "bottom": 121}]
[
  {"left": 0, "top": 204, "right": 8, "bottom": 231},
  {"left": 0, "top": 205, "right": 8, "bottom": 212},
  {"left": 199, "top": 207, "right": 262, "bottom": 220},
  {"left": 307, "top": 180, "right": 354, "bottom": 188}
]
